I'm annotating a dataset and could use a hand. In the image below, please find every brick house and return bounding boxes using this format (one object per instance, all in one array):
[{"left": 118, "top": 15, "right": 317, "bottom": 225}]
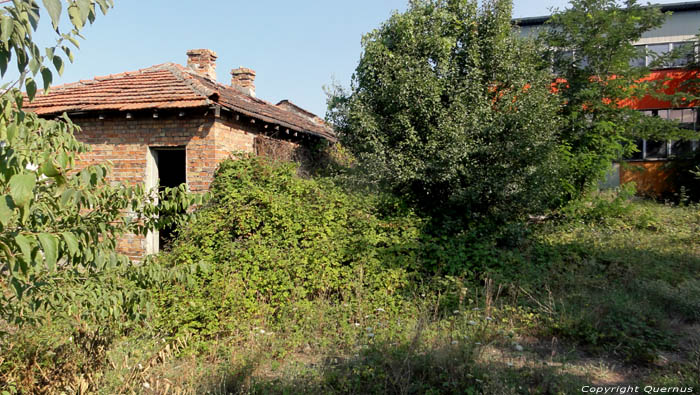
[{"left": 24, "top": 49, "right": 335, "bottom": 258}]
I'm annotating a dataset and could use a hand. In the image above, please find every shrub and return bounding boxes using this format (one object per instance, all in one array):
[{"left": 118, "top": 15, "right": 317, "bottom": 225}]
[
  {"left": 559, "top": 183, "right": 637, "bottom": 225},
  {"left": 155, "top": 155, "right": 427, "bottom": 337}
]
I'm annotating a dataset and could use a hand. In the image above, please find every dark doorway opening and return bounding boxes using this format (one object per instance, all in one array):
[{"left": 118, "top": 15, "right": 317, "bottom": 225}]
[{"left": 153, "top": 147, "right": 186, "bottom": 250}]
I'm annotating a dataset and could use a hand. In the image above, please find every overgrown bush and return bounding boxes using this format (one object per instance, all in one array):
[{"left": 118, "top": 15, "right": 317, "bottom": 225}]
[
  {"left": 559, "top": 184, "right": 637, "bottom": 224},
  {"left": 155, "top": 155, "right": 429, "bottom": 338}
]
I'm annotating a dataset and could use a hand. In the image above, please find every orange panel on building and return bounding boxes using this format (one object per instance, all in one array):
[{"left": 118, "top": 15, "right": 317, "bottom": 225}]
[{"left": 620, "top": 161, "right": 676, "bottom": 197}]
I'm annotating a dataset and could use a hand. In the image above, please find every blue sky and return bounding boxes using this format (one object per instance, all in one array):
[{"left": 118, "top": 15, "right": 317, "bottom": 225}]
[{"left": 9, "top": 0, "right": 685, "bottom": 117}]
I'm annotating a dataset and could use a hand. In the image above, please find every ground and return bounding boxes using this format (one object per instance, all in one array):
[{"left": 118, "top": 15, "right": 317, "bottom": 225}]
[
  {"left": 2, "top": 196, "right": 698, "bottom": 394},
  {"left": 96, "top": 198, "right": 700, "bottom": 394}
]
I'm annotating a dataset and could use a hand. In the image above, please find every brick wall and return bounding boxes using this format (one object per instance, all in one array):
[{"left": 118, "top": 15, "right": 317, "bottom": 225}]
[{"left": 71, "top": 109, "right": 280, "bottom": 259}]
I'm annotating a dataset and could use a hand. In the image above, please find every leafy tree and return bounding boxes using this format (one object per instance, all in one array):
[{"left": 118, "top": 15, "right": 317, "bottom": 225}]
[
  {"left": 0, "top": 0, "right": 202, "bottom": 328},
  {"left": 543, "top": 0, "right": 695, "bottom": 198},
  {"left": 329, "top": 0, "right": 565, "bottom": 225}
]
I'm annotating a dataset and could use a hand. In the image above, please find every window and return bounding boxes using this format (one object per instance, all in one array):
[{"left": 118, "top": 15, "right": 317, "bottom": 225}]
[
  {"left": 670, "top": 42, "right": 696, "bottom": 67},
  {"left": 629, "top": 139, "right": 644, "bottom": 160},
  {"left": 629, "top": 41, "right": 698, "bottom": 68},
  {"left": 645, "top": 140, "right": 668, "bottom": 159},
  {"left": 629, "top": 45, "right": 646, "bottom": 67},
  {"left": 646, "top": 43, "right": 670, "bottom": 66},
  {"left": 671, "top": 140, "right": 695, "bottom": 156},
  {"left": 625, "top": 108, "right": 699, "bottom": 161}
]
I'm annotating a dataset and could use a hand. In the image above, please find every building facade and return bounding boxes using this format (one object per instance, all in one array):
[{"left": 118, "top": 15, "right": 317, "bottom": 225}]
[
  {"left": 24, "top": 49, "right": 335, "bottom": 259},
  {"left": 516, "top": 1, "right": 700, "bottom": 196}
]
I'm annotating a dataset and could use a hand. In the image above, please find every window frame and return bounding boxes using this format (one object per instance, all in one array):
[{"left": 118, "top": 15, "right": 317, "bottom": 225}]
[
  {"left": 625, "top": 108, "right": 699, "bottom": 161},
  {"left": 631, "top": 40, "right": 699, "bottom": 69}
]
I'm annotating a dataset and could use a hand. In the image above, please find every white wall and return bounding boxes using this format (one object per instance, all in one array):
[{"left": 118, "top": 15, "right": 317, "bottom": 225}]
[{"left": 517, "top": 8, "right": 700, "bottom": 42}]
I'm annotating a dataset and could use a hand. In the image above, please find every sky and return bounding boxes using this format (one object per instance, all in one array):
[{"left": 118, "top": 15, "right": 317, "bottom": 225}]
[{"left": 6, "top": 0, "right": 687, "bottom": 117}]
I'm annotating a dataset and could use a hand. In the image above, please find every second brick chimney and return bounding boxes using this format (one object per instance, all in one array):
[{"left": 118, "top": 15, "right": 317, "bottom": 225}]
[
  {"left": 231, "top": 67, "right": 256, "bottom": 97},
  {"left": 186, "top": 49, "right": 217, "bottom": 80}
]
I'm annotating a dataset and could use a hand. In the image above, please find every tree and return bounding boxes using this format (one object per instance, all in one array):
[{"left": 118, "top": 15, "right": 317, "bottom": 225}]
[
  {"left": 0, "top": 0, "right": 202, "bottom": 328},
  {"left": 543, "top": 0, "right": 695, "bottom": 198},
  {"left": 328, "top": 0, "right": 564, "bottom": 225}
]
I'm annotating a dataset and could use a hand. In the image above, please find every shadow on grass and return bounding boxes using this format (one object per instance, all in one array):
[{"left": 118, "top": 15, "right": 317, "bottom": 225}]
[
  {"left": 510, "top": 235, "right": 700, "bottom": 364},
  {"left": 200, "top": 340, "right": 591, "bottom": 394}
]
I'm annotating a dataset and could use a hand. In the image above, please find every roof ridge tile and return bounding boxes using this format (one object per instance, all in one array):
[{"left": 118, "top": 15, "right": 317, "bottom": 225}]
[{"left": 160, "top": 63, "right": 219, "bottom": 101}]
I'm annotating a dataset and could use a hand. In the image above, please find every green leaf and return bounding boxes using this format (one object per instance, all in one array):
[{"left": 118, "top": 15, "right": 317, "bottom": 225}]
[
  {"left": 0, "top": 17, "right": 13, "bottom": 44},
  {"left": 16, "top": 48, "right": 29, "bottom": 74},
  {"left": 87, "top": 3, "right": 96, "bottom": 24},
  {"left": 65, "top": 34, "right": 80, "bottom": 48},
  {"left": 61, "top": 232, "right": 79, "bottom": 256},
  {"left": 10, "top": 278, "right": 24, "bottom": 299},
  {"left": 25, "top": 78, "right": 37, "bottom": 101},
  {"left": 60, "top": 188, "right": 74, "bottom": 206},
  {"left": 57, "top": 150, "right": 69, "bottom": 168},
  {"left": 0, "top": 195, "right": 14, "bottom": 226},
  {"left": 14, "top": 234, "right": 32, "bottom": 268},
  {"left": 67, "top": 3, "right": 84, "bottom": 29},
  {"left": 40, "top": 66, "right": 52, "bottom": 91},
  {"left": 38, "top": 233, "right": 58, "bottom": 271},
  {"left": 9, "top": 173, "right": 36, "bottom": 207},
  {"left": 6, "top": 123, "right": 17, "bottom": 141},
  {"left": 0, "top": 50, "right": 8, "bottom": 76},
  {"left": 52, "top": 55, "right": 64, "bottom": 76},
  {"left": 61, "top": 45, "right": 74, "bottom": 62},
  {"left": 77, "top": 0, "right": 92, "bottom": 22},
  {"left": 96, "top": 0, "right": 110, "bottom": 15},
  {"left": 42, "top": 0, "right": 63, "bottom": 31},
  {"left": 28, "top": 57, "right": 39, "bottom": 75},
  {"left": 40, "top": 158, "right": 59, "bottom": 177}
]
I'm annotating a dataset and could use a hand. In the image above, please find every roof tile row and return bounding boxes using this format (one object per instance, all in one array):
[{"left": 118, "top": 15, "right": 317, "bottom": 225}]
[{"left": 24, "top": 63, "right": 335, "bottom": 141}]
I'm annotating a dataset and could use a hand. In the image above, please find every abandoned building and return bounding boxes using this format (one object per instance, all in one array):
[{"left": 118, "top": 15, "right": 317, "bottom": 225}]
[{"left": 24, "top": 49, "right": 335, "bottom": 258}]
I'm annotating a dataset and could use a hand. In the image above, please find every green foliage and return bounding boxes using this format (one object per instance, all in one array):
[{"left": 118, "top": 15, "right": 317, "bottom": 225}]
[
  {"left": 559, "top": 183, "right": 637, "bottom": 224},
  {"left": 530, "top": 199, "right": 700, "bottom": 364},
  {"left": 329, "top": 0, "right": 564, "bottom": 223},
  {"left": 543, "top": 0, "right": 695, "bottom": 198},
  {"left": 0, "top": 0, "right": 113, "bottom": 96},
  {"left": 0, "top": 0, "right": 204, "bottom": 331},
  {"left": 156, "top": 155, "right": 426, "bottom": 337},
  {"left": 0, "top": 95, "right": 203, "bottom": 329}
]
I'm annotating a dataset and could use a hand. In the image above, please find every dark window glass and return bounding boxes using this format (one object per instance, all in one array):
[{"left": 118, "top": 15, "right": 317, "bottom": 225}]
[
  {"left": 645, "top": 140, "right": 668, "bottom": 159},
  {"left": 671, "top": 140, "right": 694, "bottom": 157},
  {"left": 630, "top": 45, "right": 646, "bottom": 67},
  {"left": 578, "top": 55, "right": 589, "bottom": 68},
  {"left": 626, "top": 139, "right": 644, "bottom": 160},
  {"left": 671, "top": 42, "right": 696, "bottom": 67},
  {"left": 647, "top": 43, "right": 670, "bottom": 67},
  {"left": 553, "top": 50, "right": 573, "bottom": 74}
]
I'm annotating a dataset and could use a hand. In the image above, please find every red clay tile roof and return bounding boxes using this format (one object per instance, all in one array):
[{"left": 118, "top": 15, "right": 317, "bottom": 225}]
[{"left": 23, "top": 63, "right": 336, "bottom": 141}]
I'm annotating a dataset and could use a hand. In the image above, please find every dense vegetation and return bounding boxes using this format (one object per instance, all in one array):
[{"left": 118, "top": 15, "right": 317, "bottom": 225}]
[
  {"left": 2, "top": 157, "right": 699, "bottom": 393},
  {"left": 329, "top": 0, "right": 565, "bottom": 223},
  {"left": 1, "top": 0, "right": 699, "bottom": 393}
]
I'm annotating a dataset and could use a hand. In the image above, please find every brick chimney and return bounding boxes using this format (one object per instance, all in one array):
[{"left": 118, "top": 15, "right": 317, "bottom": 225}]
[
  {"left": 186, "top": 49, "right": 217, "bottom": 80},
  {"left": 231, "top": 67, "right": 256, "bottom": 97}
]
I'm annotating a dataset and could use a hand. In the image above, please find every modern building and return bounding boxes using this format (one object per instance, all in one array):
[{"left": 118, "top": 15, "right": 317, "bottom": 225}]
[{"left": 515, "top": 1, "right": 700, "bottom": 196}]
